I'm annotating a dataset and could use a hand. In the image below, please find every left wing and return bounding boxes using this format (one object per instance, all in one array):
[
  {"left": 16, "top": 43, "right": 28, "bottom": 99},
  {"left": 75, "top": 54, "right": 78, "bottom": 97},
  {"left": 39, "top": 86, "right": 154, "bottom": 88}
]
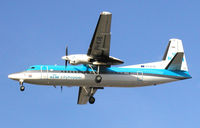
[
  {"left": 87, "top": 11, "right": 112, "bottom": 60},
  {"left": 87, "top": 11, "right": 123, "bottom": 65},
  {"left": 77, "top": 86, "right": 97, "bottom": 104}
]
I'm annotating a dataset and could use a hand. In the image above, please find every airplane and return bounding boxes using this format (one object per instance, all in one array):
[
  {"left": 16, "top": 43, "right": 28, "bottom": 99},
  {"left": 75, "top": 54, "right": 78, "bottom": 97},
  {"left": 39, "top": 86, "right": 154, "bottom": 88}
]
[{"left": 8, "top": 11, "right": 192, "bottom": 104}]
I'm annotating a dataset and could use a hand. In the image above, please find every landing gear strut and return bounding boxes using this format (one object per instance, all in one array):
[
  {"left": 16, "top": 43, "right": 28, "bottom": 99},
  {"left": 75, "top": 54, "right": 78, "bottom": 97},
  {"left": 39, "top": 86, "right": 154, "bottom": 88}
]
[{"left": 19, "top": 80, "right": 25, "bottom": 92}]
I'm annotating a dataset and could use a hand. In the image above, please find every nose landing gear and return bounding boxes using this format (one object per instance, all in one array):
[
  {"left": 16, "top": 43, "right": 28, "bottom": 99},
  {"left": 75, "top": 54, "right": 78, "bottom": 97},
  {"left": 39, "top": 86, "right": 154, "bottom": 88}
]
[
  {"left": 19, "top": 80, "right": 25, "bottom": 92},
  {"left": 20, "top": 86, "right": 25, "bottom": 91}
]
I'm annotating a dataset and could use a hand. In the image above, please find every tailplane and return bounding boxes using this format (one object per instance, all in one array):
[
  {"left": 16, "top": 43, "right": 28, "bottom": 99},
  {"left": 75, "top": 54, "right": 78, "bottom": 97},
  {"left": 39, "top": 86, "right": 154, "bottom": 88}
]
[
  {"left": 121, "top": 39, "right": 189, "bottom": 71},
  {"left": 163, "top": 39, "right": 188, "bottom": 71}
]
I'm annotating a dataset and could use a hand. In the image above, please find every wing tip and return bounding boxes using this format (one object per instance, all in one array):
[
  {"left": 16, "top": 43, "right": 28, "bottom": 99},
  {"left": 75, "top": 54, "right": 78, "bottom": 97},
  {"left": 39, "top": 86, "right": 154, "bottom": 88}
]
[{"left": 101, "top": 11, "right": 112, "bottom": 15}]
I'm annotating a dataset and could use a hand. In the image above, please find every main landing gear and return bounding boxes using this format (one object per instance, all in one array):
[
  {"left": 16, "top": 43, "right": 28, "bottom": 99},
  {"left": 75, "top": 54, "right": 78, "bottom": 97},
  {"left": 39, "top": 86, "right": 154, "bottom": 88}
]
[
  {"left": 95, "top": 75, "right": 102, "bottom": 83},
  {"left": 86, "top": 87, "right": 103, "bottom": 104},
  {"left": 19, "top": 80, "right": 25, "bottom": 91},
  {"left": 82, "top": 86, "right": 101, "bottom": 104},
  {"left": 89, "top": 96, "right": 95, "bottom": 104},
  {"left": 87, "top": 65, "right": 103, "bottom": 104},
  {"left": 89, "top": 65, "right": 102, "bottom": 84}
]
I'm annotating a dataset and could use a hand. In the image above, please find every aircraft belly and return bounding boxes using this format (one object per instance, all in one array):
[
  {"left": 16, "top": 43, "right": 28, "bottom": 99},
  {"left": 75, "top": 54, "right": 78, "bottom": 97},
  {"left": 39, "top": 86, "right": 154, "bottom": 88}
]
[
  {"left": 97, "top": 74, "right": 176, "bottom": 87},
  {"left": 24, "top": 73, "right": 177, "bottom": 87}
]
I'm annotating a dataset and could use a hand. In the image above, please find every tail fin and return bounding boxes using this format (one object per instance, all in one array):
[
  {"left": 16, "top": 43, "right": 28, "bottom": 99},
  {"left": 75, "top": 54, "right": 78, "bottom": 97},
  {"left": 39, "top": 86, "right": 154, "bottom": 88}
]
[{"left": 163, "top": 39, "right": 188, "bottom": 71}]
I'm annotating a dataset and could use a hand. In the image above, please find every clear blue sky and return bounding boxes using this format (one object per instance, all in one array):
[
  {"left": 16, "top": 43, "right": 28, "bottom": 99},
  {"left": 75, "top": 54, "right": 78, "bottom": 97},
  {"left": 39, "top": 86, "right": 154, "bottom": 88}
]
[{"left": 1, "top": 0, "right": 199, "bottom": 127}]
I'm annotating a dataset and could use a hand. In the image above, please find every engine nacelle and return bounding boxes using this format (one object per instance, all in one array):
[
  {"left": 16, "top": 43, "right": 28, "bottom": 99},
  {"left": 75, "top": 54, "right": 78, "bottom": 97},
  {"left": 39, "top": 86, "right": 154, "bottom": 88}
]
[
  {"left": 62, "top": 54, "right": 92, "bottom": 65},
  {"left": 62, "top": 54, "right": 123, "bottom": 66}
]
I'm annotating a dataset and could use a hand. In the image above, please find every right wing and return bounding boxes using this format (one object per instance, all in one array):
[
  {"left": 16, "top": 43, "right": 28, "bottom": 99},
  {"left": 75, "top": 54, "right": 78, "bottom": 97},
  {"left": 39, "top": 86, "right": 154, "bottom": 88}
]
[{"left": 77, "top": 86, "right": 97, "bottom": 104}]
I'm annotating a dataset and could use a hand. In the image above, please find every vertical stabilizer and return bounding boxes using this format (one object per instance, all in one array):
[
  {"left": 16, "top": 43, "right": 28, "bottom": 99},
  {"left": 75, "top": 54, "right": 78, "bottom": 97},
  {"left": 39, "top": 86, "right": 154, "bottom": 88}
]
[{"left": 163, "top": 39, "right": 188, "bottom": 71}]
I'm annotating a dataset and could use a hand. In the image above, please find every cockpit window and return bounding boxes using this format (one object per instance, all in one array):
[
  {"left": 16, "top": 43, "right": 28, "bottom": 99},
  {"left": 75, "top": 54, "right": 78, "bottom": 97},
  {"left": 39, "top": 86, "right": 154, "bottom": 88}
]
[{"left": 31, "top": 67, "right": 35, "bottom": 69}]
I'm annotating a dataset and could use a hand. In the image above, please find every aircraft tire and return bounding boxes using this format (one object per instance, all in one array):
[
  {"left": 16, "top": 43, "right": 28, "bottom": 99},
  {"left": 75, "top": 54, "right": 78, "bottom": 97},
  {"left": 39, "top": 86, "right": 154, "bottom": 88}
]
[
  {"left": 95, "top": 75, "right": 102, "bottom": 83},
  {"left": 89, "top": 96, "right": 95, "bottom": 104},
  {"left": 20, "top": 86, "right": 25, "bottom": 91}
]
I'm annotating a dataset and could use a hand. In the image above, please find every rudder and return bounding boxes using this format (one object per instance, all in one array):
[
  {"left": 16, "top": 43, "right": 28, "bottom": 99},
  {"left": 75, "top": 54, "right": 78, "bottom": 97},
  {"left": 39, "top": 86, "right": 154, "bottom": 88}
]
[{"left": 163, "top": 39, "right": 188, "bottom": 71}]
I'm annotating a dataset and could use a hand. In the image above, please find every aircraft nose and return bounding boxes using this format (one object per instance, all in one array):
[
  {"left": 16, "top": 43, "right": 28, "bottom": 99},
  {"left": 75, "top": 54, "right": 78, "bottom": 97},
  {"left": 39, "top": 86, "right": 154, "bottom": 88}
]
[{"left": 8, "top": 73, "right": 21, "bottom": 80}]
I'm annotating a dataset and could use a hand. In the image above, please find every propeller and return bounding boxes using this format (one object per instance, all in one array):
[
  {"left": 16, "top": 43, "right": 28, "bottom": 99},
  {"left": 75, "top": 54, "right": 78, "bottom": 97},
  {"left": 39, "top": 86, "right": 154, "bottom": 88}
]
[{"left": 65, "top": 46, "right": 68, "bottom": 69}]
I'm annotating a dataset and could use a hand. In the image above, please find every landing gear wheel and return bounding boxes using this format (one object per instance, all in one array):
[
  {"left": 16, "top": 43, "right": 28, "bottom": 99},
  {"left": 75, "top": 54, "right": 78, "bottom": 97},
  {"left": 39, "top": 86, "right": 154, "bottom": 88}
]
[
  {"left": 20, "top": 86, "right": 25, "bottom": 91},
  {"left": 95, "top": 75, "right": 102, "bottom": 83},
  {"left": 89, "top": 96, "right": 95, "bottom": 104}
]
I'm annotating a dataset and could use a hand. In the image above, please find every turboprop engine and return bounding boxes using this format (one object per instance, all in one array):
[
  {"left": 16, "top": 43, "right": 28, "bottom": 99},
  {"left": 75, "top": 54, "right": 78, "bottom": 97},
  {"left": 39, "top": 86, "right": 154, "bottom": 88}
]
[
  {"left": 62, "top": 46, "right": 124, "bottom": 66},
  {"left": 62, "top": 54, "right": 92, "bottom": 65}
]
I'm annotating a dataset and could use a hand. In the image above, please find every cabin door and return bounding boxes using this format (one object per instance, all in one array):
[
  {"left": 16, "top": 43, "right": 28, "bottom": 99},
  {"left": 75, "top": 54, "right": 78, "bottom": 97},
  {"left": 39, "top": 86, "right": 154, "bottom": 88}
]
[
  {"left": 41, "top": 66, "right": 48, "bottom": 79},
  {"left": 137, "top": 71, "right": 143, "bottom": 81}
]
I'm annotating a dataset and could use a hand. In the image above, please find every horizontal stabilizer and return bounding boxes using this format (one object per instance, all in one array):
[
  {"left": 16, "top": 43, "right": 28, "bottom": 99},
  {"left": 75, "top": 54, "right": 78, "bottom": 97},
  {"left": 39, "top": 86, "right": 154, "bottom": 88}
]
[{"left": 165, "top": 52, "right": 184, "bottom": 70}]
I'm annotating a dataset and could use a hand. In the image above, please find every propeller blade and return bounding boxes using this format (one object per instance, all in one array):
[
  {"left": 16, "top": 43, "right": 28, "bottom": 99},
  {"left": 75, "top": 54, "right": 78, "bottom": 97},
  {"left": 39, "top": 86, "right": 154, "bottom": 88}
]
[
  {"left": 65, "top": 60, "right": 68, "bottom": 67},
  {"left": 65, "top": 46, "right": 68, "bottom": 69},
  {"left": 66, "top": 46, "right": 68, "bottom": 56}
]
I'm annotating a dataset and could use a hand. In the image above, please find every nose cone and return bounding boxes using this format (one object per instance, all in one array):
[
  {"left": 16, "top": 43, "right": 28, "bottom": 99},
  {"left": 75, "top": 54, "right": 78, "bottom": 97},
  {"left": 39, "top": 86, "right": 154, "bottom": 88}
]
[
  {"left": 61, "top": 56, "right": 68, "bottom": 60},
  {"left": 8, "top": 73, "right": 21, "bottom": 80}
]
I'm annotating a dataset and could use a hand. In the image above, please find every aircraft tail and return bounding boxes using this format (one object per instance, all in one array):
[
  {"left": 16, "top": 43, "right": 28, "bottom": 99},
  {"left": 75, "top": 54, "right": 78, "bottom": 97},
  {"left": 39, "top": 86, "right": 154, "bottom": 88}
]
[
  {"left": 162, "top": 39, "right": 188, "bottom": 71},
  {"left": 121, "top": 39, "right": 189, "bottom": 71}
]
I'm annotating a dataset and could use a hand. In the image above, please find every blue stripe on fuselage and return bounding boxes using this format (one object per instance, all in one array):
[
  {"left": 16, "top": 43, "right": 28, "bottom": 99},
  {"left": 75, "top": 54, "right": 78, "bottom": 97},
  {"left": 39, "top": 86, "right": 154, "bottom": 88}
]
[{"left": 26, "top": 65, "right": 192, "bottom": 78}]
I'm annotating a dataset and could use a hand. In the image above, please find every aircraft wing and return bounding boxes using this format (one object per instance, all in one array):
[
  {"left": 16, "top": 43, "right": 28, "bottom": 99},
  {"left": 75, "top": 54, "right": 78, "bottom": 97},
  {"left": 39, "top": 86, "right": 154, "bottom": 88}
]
[
  {"left": 77, "top": 86, "right": 97, "bottom": 104},
  {"left": 87, "top": 11, "right": 112, "bottom": 60}
]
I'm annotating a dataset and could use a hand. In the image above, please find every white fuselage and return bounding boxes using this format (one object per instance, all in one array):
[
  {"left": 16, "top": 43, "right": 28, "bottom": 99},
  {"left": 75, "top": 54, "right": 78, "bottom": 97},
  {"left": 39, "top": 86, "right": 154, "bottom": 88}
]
[{"left": 9, "top": 71, "right": 178, "bottom": 88}]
